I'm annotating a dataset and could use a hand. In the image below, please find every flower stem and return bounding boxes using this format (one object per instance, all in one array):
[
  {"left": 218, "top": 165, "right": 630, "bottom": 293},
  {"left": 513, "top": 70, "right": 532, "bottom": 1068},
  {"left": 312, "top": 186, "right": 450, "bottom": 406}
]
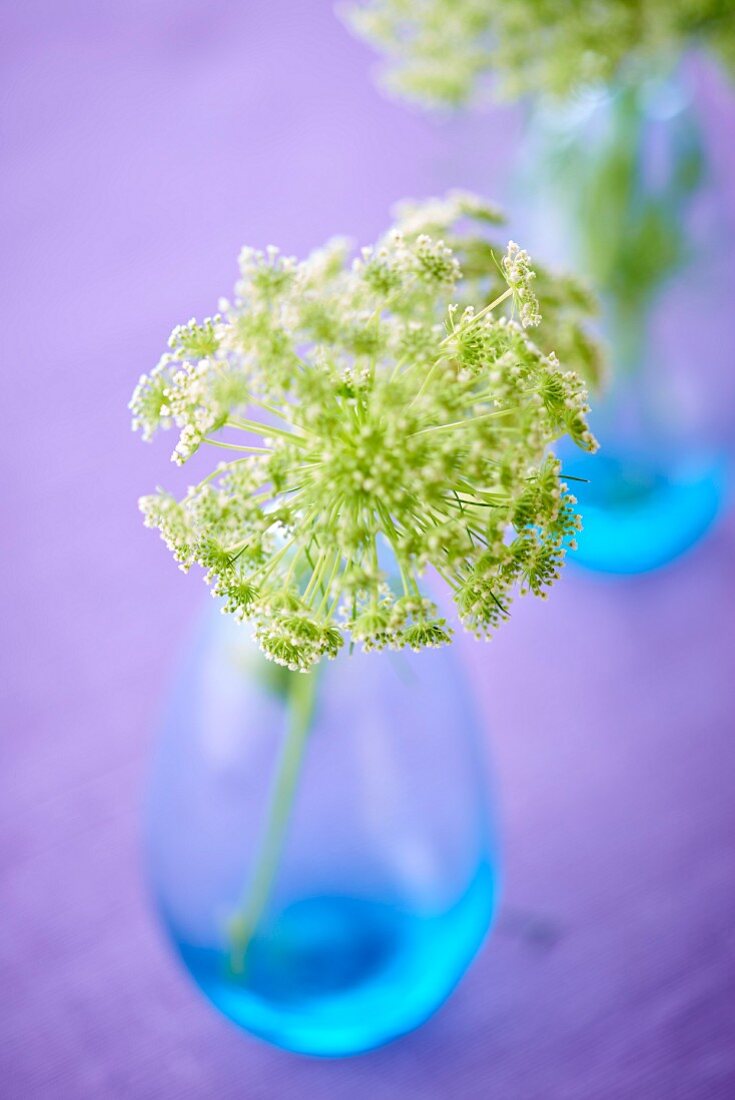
[
  {"left": 410, "top": 407, "right": 520, "bottom": 437},
  {"left": 204, "top": 438, "right": 272, "bottom": 453},
  {"left": 228, "top": 415, "right": 311, "bottom": 446},
  {"left": 228, "top": 668, "right": 319, "bottom": 975},
  {"left": 440, "top": 286, "right": 513, "bottom": 346}
]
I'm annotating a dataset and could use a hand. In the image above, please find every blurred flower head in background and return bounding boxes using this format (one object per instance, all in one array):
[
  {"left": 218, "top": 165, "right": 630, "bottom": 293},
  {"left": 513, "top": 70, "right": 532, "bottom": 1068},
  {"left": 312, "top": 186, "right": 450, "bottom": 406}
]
[{"left": 342, "top": 0, "right": 735, "bottom": 107}]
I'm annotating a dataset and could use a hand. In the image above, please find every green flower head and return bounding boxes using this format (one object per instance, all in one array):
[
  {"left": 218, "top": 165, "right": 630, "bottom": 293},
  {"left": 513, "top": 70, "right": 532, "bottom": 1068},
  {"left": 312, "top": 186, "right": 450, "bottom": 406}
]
[
  {"left": 132, "top": 192, "right": 598, "bottom": 672},
  {"left": 341, "top": 0, "right": 735, "bottom": 108}
]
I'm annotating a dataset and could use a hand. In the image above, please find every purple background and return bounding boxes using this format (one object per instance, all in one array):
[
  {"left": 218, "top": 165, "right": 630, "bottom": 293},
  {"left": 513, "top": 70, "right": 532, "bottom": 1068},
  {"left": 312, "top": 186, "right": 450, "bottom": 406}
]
[{"left": 2, "top": 2, "right": 735, "bottom": 1096}]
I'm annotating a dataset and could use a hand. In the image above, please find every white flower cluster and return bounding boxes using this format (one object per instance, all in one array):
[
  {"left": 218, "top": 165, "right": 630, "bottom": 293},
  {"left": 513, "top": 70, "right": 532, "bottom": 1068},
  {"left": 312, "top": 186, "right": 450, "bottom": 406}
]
[
  {"left": 132, "top": 193, "right": 599, "bottom": 671},
  {"left": 129, "top": 329, "right": 249, "bottom": 465},
  {"left": 503, "top": 241, "right": 541, "bottom": 329}
]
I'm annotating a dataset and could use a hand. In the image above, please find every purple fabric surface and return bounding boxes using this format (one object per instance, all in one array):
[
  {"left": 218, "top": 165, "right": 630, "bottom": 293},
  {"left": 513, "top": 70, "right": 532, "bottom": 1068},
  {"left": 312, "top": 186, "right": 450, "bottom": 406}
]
[{"left": 2, "top": 2, "right": 735, "bottom": 1096}]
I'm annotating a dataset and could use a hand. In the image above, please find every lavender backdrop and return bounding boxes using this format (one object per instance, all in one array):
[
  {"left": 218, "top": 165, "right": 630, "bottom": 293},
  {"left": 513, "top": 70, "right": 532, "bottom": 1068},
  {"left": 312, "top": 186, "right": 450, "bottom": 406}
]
[{"left": 2, "top": 2, "right": 735, "bottom": 1097}]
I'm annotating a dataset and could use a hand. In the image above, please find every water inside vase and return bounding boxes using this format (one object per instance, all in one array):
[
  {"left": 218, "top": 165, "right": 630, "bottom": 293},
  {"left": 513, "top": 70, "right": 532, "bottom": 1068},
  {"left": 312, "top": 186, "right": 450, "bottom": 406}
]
[
  {"left": 563, "top": 446, "right": 728, "bottom": 574},
  {"left": 172, "top": 865, "right": 494, "bottom": 1056}
]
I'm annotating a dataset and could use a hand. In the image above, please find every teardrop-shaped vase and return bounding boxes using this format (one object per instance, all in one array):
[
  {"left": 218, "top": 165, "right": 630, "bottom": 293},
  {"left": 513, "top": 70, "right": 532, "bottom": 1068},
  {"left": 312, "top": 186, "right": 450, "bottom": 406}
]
[
  {"left": 516, "top": 72, "right": 732, "bottom": 574},
  {"left": 145, "top": 606, "right": 499, "bottom": 1056}
]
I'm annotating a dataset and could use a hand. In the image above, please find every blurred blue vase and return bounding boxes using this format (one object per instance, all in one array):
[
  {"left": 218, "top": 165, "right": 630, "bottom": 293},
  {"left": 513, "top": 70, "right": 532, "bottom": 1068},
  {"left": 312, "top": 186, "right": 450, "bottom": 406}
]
[
  {"left": 145, "top": 606, "right": 499, "bottom": 1056},
  {"left": 561, "top": 444, "right": 728, "bottom": 574},
  {"left": 520, "top": 67, "right": 732, "bottom": 573}
]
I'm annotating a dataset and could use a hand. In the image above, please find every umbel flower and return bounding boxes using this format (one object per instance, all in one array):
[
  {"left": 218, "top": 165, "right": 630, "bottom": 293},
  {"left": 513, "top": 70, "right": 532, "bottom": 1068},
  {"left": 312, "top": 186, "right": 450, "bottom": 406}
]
[
  {"left": 341, "top": 0, "right": 735, "bottom": 108},
  {"left": 132, "top": 192, "right": 598, "bottom": 672}
]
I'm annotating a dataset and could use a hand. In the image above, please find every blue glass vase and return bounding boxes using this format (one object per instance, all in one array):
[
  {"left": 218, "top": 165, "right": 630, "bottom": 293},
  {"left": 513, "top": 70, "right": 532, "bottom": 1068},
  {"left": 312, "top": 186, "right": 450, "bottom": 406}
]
[
  {"left": 145, "top": 605, "right": 499, "bottom": 1056},
  {"left": 519, "top": 66, "right": 732, "bottom": 573},
  {"left": 557, "top": 441, "right": 728, "bottom": 574}
]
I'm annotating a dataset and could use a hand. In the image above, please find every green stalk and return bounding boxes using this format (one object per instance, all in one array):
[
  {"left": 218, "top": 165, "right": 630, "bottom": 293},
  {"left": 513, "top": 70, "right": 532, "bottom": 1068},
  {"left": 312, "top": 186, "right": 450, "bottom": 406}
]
[
  {"left": 410, "top": 407, "right": 520, "bottom": 437},
  {"left": 439, "top": 285, "right": 513, "bottom": 345},
  {"left": 228, "top": 668, "right": 319, "bottom": 975}
]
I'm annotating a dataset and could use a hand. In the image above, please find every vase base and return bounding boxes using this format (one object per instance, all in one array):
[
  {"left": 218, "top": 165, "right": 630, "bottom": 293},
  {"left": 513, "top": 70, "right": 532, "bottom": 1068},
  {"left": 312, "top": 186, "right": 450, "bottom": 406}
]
[
  {"left": 173, "top": 873, "right": 495, "bottom": 1056},
  {"left": 562, "top": 449, "right": 729, "bottom": 574}
]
